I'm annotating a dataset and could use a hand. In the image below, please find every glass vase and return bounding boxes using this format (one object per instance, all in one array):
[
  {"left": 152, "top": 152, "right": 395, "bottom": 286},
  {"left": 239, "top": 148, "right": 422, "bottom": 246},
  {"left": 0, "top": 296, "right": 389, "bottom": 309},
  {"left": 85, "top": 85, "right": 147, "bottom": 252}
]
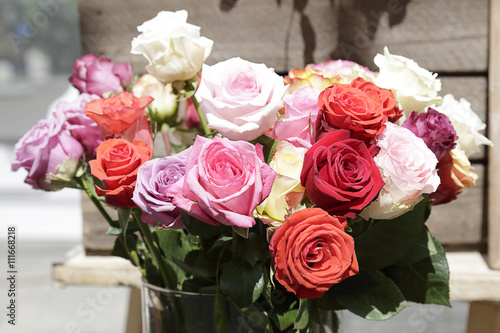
[{"left": 141, "top": 280, "right": 341, "bottom": 333}]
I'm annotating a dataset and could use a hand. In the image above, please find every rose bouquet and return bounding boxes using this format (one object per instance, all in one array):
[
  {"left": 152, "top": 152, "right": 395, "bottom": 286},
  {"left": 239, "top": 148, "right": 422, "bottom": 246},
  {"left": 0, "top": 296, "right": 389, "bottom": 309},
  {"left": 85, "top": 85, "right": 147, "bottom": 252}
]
[{"left": 12, "top": 9, "right": 492, "bottom": 333}]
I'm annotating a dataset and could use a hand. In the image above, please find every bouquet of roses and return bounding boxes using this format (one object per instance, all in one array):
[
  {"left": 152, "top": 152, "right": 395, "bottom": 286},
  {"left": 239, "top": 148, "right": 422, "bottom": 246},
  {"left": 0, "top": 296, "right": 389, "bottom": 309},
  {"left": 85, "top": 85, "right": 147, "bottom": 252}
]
[{"left": 12, "top": 9, "right": 492, "bottom": 333}]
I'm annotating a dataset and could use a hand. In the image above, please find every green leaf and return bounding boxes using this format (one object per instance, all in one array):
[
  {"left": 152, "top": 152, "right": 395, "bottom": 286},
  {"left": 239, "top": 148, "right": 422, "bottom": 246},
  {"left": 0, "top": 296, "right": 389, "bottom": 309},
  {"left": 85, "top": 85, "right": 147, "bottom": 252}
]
[
  {"left": 106, "top": 226, "right": 122, "bottom": 236},
  {"left": 118, "top": 208, "right": 131, "bottom": 235},
  {"left": 384, "top": 230, "right": 451, "bottom": 307},
  {"left": 172, "top": 249, "right": 217, "bottom": 279},
  {"left": 220, "top": 258, "right": 264, "bottom": 309},
  {"left": 181, "top": 210, "right": 230, "bottom": 236},
  {"left": 255, "top": 135, "right": 282, "bottom": 164},
  {"left": 294, "top": 299, "right": 311, "bottom": 330},
  {"left": 332, "top": 270, "right": 408, "bottom": 320},
  {"left": 395, "top": 227, "right": 438, "bottom": 266},
  {"left": 351, "top": 198, "right": 430, "bottom": 270},
  {"left": 275, "top": 307, "right": 299, "bottom": 331}
]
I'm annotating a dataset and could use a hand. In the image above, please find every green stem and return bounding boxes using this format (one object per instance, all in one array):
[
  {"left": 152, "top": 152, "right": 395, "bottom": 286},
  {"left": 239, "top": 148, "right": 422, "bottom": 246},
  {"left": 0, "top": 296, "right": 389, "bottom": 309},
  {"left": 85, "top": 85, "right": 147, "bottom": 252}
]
[
  {"left": 76, "top": 177, "right": 118, "bottom": 228},
  {"left": 133, "top": 212, "right": 175, "bottom": 290},
  {"left": 191, "top": 95, "right": 211, "bottom": 136}
]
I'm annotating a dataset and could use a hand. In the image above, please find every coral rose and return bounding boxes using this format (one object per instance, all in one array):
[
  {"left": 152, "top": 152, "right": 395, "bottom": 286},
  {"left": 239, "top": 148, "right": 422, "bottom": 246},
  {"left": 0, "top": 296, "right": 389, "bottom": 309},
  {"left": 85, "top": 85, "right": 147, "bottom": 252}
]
[
  {"left": 269, "top": 208, "right": 359, "bottom": 299},
  {"left": 85, "top": 92, "right": 153, "bottom": 138},
  {"left": 316, "top": 79, "right": 388, "bottom": 141},
  {"left": 90, "top": 139, "right": 153, "bottom": 208}
]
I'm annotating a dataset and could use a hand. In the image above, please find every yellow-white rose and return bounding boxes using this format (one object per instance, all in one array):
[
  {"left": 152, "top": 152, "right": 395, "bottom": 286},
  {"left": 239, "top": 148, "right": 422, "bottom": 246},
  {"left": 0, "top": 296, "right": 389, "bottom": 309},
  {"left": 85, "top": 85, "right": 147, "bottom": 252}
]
[
  {"left": 373, "top": 47, "right": 442, "bottom": 114},
  {"left": 132, "top": 74, "right": 178, "bottom": 123},
  {"left": 131, "top": 10, "right": 213, "bottom": 84},
  {"left": 255, "top": 142, "right": 306, "bottom": 224}
]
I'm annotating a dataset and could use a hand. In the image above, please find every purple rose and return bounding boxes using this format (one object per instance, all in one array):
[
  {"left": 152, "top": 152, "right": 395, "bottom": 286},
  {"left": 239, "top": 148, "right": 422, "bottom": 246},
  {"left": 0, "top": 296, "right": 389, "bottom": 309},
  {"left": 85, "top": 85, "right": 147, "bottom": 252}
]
[
  {"left": 69, "top": 53, "right": 132, "bottom": 97},
  {"left": 402, "top": 108, "right": 458, "bottom": 161},
  {"left": 132, "top": 148, "right": 191, "bottom": 229},
  {"left": 12, "top": 118, "right": 84, "bottom": 191},
  {"left": 54, "top": 93, "right": 102, "bottom": 160}
]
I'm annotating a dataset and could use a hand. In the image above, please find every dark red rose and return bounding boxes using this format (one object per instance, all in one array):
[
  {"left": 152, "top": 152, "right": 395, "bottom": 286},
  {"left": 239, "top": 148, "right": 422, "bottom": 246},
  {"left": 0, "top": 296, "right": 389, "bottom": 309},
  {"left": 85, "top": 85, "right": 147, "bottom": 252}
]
[{"left": 300, "top": 130, "right": 384, "bottom": 218}]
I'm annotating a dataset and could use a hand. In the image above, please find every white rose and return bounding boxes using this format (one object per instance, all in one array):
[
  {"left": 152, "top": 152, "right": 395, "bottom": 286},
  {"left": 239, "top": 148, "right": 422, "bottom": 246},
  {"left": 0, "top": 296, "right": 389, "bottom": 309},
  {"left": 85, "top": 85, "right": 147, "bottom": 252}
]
[
  {"left": 131, "top": 10, "right": 213, "bottom": 84},
  {"left": 373, "top": 47, "right": 442, "bottom": 114},
  {"left": 195, "top": 57, "right": 288, "bottom": 141},
  {"left": 255, "top": 142, "right": 306, "bottom": 224},
  {"left": 361, "top": 123, "right": 440, "bottom": 220},
  {"left": 432, "top": 94, "right": 493, "bottom": 157}
]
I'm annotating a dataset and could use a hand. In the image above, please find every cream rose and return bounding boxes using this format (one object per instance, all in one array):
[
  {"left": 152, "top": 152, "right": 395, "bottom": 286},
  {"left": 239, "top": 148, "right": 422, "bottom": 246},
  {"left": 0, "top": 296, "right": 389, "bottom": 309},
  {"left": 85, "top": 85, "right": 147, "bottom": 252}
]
[
  {"left": 361, "top": 123, "right": 440, "bottom": 219},
  {"left": 373, "top": 47, "right": 442, "bottom": 114},
  {"left": 132, "top": 74, "right": 178, "bottom": 123},
  {"left": 195, "top": 57, "right": 288, "bottom": 141},
  {"left": 432, "top": 94, "right": 493, "bottom": 157},
  {"left": 131, "top": 10, "right": 213, "bottom": 84},
  {"left": 255, "top": 142, "right": 306, "bottom": 224}
]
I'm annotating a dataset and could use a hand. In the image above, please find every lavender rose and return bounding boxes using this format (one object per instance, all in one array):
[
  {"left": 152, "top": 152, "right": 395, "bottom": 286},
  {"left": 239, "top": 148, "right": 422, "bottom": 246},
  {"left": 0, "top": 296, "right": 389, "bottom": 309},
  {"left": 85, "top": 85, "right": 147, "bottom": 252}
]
[
  {"left": 54, "top": 93, "right": 102, "bottom": 160},
  {"left": 69, "top": 53, "right": 132, "bottom": 97},
  {"left": 12, "top": 118, "right": 84, "bottom": 191},
  {"left": 402, "top": 108, "right": 457, "bottom": 161},
  {"left": 132, "top": 149, "right": 190, "bottom": 229}
]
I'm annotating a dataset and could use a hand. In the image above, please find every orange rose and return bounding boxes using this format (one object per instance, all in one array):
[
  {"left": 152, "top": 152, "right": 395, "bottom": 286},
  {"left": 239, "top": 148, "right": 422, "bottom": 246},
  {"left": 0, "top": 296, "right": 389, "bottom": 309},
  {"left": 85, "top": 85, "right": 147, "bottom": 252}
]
[
  {"left": 90, "top": 139, "right": 153, "bottom": 208},
  {"left": 317, "top": 81, "right": 387, "bottom": 141},
  {"left": 430, "top": 148, "right": 478, "bottom": 205},
  {"left": 85, "top": 92, "right": 153, "bottom": 137},
  {"left": 269, "top": 208, "right": 359, "bottom": 299}
]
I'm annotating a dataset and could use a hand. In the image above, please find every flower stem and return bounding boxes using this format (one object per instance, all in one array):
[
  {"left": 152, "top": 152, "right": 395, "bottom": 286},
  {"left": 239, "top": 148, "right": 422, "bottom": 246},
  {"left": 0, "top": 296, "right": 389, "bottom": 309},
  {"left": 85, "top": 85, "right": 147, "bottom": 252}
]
[
  {"left": 191, "top": 95, "right": 210, "bottom": 136},
  {"left": 76, "top": 176, "right": 118, "bottom": 228},
  {"left": 133, "top": 212, "right": 175, "bottom": 290}
]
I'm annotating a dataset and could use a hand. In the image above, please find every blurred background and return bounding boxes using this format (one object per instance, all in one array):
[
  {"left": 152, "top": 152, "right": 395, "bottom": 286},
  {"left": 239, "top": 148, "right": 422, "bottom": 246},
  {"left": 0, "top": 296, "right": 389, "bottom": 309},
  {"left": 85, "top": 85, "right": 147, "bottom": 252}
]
[{"left": 0, "top": 0, "right": 470, "bottom": 332}]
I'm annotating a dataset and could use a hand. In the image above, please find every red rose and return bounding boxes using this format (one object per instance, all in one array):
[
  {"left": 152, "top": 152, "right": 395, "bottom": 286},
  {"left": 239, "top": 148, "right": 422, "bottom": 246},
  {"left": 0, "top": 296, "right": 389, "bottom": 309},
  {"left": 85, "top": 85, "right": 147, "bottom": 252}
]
[
  {"left": 300, "top": 130, "right": 383, "bottom": 218},
  {"left": 349, "top": 77, "right": 402, "bottom": 123},
  {"left": 269, "top": 208, "right": 359, "bottom": 299},
  {"left": 90, "top": 139, "right": 153, "bottom": 208},
  {"left": 316, "top": 79, "right": 393, "bottom": 141}
]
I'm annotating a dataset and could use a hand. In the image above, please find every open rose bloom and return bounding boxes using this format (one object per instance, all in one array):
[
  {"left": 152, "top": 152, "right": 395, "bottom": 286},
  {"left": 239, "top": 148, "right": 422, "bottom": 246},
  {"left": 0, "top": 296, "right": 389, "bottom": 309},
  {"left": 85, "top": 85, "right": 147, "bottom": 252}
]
[{"left": 12, "top": 10, "right": 494, "bottom": 330}]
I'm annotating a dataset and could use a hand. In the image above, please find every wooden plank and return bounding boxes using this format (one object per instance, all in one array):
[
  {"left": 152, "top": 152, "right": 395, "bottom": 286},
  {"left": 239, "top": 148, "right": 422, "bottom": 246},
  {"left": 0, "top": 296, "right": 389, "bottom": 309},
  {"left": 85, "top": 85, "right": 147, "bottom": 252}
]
[
  {"left": 488, "top": 0, "right": 500, "bottom": 269},
  {"left": 82, "top": 194, "right": 116, "bottom": 255},
  {"left": 427, "top": 164, "right": 485, "bottom": 248},
  {"left": 466, "top": 302, "right": 500, "bottom": 333},
  {"left": 78, "top": 0, "right": 487, "bottom": 74}
]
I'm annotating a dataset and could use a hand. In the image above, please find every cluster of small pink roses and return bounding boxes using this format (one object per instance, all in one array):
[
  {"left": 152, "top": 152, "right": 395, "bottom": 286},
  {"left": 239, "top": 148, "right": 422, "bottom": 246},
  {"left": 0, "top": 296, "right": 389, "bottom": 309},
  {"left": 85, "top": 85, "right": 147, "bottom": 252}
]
[{"left": 12, "top": 10, "right": 491, "bottom": 301}]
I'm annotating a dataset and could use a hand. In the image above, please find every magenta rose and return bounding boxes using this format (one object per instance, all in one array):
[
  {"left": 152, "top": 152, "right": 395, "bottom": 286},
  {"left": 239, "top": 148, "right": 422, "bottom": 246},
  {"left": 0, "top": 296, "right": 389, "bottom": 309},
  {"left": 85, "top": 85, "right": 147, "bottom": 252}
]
[
  {"left": 300, "top": 130, "right": 384, "bottom": 218},
  {"left": 132, "top": 148, "right": 191, "bottom": 229},
  {"left": 166, "top": 136, "right": 276, "bottom": 228},
  {"left": 69, "top": 53, "right": 132, "bottom": 97},
  {"left": 402, "top": 108, "right": 457, "bottom": 161},
  {"left": 12, "top": 118, "right": 84, "bottom": 191},
  {"left": 54, "top": 93, "right": 102, "bottom": 160},
  {"left": 270, "top": 86, "right": 321, "bottom": 148}
]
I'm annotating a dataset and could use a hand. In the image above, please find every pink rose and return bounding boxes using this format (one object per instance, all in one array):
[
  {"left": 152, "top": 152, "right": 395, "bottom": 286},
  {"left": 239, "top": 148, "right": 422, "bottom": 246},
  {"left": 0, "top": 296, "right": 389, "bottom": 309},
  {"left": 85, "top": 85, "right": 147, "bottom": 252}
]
[
  {"left": 195, "top": 57, "right": 287, "bottom": 141},
  {"left": 69, "top": 53, "right": 132, "bottom": 97},
  {"left": 12, "top": 118, "right": 84, "bottom": 191},
  {"left": 54, "top": 93, "right": 102, "bottom": 160},
  {"left": 270, "top": 86, "right": 321, "bottom": 148},
  {"left": 166, "top": 136, "right": 276, "bottom": 228},
  {"left": 361, "top": 123, "right": 440, "bottom": 219}
]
